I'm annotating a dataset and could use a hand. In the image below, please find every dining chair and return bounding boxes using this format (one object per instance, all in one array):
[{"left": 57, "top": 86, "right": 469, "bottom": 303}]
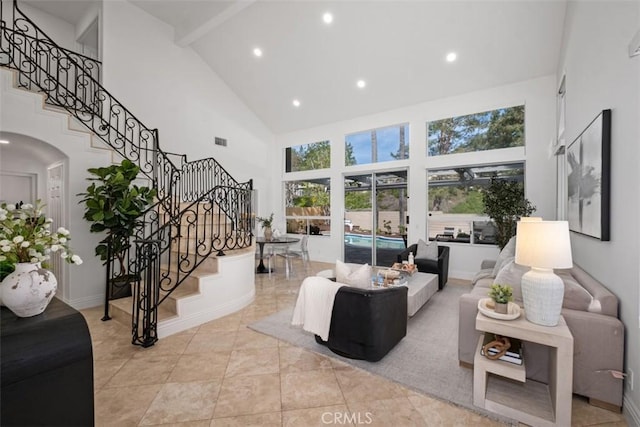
[{"left": 277, "top": 235, "right": 309, "bottom": 278}]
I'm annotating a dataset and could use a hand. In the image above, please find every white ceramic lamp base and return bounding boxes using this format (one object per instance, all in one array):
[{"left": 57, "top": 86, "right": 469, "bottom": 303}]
[{"left": 520, "top": 267, "right": 564, "bottom": 327}]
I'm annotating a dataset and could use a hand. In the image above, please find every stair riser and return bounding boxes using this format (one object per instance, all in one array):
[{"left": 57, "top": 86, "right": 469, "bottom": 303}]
[
  {"left": 158, "top": 272, "right": 200, "bottom": 293},
  {"left": 164, "top": 254, "right": 218, "bottom": 274}
]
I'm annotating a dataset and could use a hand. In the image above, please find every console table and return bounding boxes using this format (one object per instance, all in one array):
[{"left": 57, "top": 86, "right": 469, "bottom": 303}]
[
  {"left": 1, "top": 298, "right": 95, "bottom": 426},
  {"left": 473, "top": 312, "right": 573, "bottom": 426}
]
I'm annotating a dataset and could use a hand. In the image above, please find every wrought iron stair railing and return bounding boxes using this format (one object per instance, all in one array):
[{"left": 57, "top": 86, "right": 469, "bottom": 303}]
[{"left": 0, "top": 0, "right": 253, "bottom": 347}]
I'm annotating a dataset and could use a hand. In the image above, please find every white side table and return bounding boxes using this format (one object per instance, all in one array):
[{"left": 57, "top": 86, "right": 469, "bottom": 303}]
[{"left": 473, "top": 312, "right": 574, "bottom": 427}]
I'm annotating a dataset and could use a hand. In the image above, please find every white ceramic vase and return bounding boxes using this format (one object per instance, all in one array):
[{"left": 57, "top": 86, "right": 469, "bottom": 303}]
[{"left": 0, "top": 262, "right": 58, "bottom": 317}]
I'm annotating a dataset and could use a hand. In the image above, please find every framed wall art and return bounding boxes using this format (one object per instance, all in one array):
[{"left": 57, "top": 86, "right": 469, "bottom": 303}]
[{"left": 566, "top": 109, "right": 611, "bottom": 241}]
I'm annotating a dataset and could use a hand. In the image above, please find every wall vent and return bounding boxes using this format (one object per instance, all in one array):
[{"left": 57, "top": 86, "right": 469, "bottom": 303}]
[{"left": 215, "top": 137, "right": 227, "bottom": 147}]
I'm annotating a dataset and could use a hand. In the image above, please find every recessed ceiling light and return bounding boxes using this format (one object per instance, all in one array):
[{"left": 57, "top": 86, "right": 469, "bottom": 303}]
[
  {"left": 253, "top": 47, "right": 263, "bottom": 57},
  {"left": 356, "top": 80, "right": 366, "bottom": 89},
  {"left": 0, "top": 139, "right": 9, "bottom": 144},
  {"left": 323, "top": 12, "right": 333, "bottom": 24},
  {"left": 446, "top": 52, "right": 457, "bottom": 62},
  {"left": 292, "top": 99, "right": 301, "bottom": 107}
]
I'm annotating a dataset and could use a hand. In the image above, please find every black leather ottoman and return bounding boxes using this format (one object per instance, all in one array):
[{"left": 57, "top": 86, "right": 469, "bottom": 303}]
[{"left": 315, "top": 285, "right": 408, "bottom": 362}]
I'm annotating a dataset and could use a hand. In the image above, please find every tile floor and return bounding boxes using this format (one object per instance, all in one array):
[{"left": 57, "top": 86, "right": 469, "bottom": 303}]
[{"left": 83, "top": 260, "right": 629, "bottom": 426}]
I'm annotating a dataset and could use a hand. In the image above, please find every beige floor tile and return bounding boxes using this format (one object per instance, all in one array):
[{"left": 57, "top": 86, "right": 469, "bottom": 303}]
[
  {"left": 347, "top": 397, "right": 427, "bottom": 427},
  {"left": 104, "top": 355, "right": 179, "bottom": 388},
  {"left": 93, "top": 357, "right": 128, "bottom": 389},
  {"left": 281, "top": 369, "right": 345, "bottom": 411},
  {"left": 224, "top": 347, "right": 280, "bottom": 377},
  {"left": 233, "top": 328, "right": 279, "bottom": 349},
  {"left": 139, "top": 380, "right": 221, "bottom": 425},
  {"left": 94, "top": 383, "right": 162, "bottom": 426},
  {"left": 279, "top": 346, "right": 333, "bottom": 373},
  {"left": 282, "top": 405, "right": 354, "bottom": 427},
  {"left": 198, "top": 314, "right": 243, "bottom": 333},
  {"left": 91, "top": 336, "right": 142, "bottom": 361},
  {"left": 213, "top": 373, "right": 281, "bottom": 418},
  {"left": 154, "top": 421, "right": 211, "bottom": 427},
  {"left": 184, "top": 331, "right": 237, "bottom": 354},
  {"left": 407, "top": 393, "right": 504, "bottom": 426},
  {"left": 209, "top": 412, "right": 281, "bottom": 426},
  {"left": 168, "top": 352, "right": 231, "bottom": 382},
  {"left": 133, "top": 333, "right": 193, "bottom": 357},
  {"left": 333, "top": 365, "right": 407, "bottom": 404}
]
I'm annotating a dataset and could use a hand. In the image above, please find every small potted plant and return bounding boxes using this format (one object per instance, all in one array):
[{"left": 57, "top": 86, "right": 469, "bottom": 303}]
[
  {"left": 256, "top": 213, "right": 274, "bottom": 241},
  {"left": 488, "top": 283, "right": 513, "bottom": 314}
]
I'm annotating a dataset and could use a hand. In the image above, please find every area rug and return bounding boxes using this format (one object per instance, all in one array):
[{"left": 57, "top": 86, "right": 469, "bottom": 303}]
[{"left": 249, "top": 283, "right": 517, "bottom": 425}]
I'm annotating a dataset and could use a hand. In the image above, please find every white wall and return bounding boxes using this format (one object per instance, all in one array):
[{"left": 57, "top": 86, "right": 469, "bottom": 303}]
[
  {"left": 100, "top": 0, "right": 273, "bottom": 207},
  {"left": 275, "top": 76, "right": 556, "bottom": 278},
  {"left": 1, "top": 68, "right": 114, "bottom": 307},
  {"left": 10, "top": 2, "right": 76, "bottom": 51},
  {"left": 558, "top": 1, "right": 640, "bottom": 423}
]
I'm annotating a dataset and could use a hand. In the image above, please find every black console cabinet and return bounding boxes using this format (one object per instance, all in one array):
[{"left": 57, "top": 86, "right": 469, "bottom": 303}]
[{"left": 1, "top": 298, "right": 95, "bottom": 426}]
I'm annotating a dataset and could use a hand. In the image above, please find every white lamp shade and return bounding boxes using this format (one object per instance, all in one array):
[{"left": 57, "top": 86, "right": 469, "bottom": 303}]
[{"left": 515, "top": 220, "right": 573, "bottom": 269}]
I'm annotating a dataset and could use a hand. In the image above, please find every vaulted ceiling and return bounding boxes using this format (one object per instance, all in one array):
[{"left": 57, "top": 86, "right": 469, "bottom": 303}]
[{"left": 22, "top": 0, "right": 567, "bottom": 133}]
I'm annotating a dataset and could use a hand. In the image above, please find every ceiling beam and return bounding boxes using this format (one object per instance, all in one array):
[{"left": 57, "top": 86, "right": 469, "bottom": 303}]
[{"left": 175, "top": 0, "right": 256, "bottom": 47}]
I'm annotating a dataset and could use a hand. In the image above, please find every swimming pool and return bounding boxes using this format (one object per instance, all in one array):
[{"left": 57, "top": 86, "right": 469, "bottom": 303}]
[{"left": 344, "top": 233, "right": 406, "bottom": 249}]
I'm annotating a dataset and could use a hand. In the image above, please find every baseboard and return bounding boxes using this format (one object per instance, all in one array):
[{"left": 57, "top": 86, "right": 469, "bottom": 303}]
[
  {"left": 157, "top": 291, "right": 255, "bottom": 338},
  {"left": 624, "top": 394, "right": 640, "bottom": 427},
  {"left": 449, "top": 269, "right": 476, "bottom": 281},
  {"left": 59, "top": 294, "right": 103, "bottom": 311}
]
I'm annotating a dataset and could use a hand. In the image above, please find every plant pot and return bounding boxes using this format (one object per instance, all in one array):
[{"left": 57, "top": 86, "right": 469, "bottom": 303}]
[
  {"left": 263, "top": 226, "right": 273, "bottom": 241},
  {"left": 494, "top": 302, "right": 509, "bottom": 314},
  {"left": 0, "top": 262, "right": 57, "bottom": 317}
]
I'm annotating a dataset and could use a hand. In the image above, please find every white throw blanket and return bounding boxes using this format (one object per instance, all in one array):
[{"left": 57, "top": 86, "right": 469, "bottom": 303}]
[{"left": 291, "top": 276, "right": 343, "bottom": 341}]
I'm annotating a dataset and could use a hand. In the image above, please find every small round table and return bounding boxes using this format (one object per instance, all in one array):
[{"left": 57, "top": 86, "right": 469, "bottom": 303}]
[{"left": 255, "top": 236, "right": 300, "bottom": 274}]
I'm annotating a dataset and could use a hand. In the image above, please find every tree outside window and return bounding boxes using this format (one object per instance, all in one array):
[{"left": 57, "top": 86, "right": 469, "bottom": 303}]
[
  {"left": 284, "top": 179, "right": 330, "bottom": 235},
  {"left": 427, "top": 105, "right": 524, "bottom": 156},
  {"left": 285, "top": 141, "right": 330, "bottom": 172},
  {"left": 345, "top": 123, "right": 409, "bottom": 166}
]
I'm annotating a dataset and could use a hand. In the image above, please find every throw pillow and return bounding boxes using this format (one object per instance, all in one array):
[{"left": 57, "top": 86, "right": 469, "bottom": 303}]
[
  {"left": 335, "top": 260, "right": 372, "bottom": 289},
  {"left": 493, "top": 258, "right": 528, "bottom": 302},
  {"left": 556, "top": 271, "right": 594, "bottom": 311},
  {"left": 415, "top": 239, "right": 438, "bottom": 261},
  {"left": 491, "top": 236, "right": 517, "bottom": 276}
]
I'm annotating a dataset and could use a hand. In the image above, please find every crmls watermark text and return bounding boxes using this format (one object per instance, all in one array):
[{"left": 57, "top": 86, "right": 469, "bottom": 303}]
[{"left": 321, "top": 411, "right": 373, "bottom": 425}]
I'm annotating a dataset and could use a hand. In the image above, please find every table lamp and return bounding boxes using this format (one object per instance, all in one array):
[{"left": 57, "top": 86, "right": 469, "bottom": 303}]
[{"left": 515, "top": 220, "right": 573, "bottom": 326}]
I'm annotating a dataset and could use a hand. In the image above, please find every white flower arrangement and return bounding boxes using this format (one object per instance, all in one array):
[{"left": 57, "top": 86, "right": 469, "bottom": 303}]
[{"left": 0, "top": 201, "right": 82, "bottom": 266}]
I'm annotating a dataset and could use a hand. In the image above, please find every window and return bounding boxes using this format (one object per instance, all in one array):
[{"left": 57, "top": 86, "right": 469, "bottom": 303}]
[
  {"left": 427, "top": 105, "right": 524, "bottom": 156},
  {"left": 427, "top": 163, "right": 525, "bottom": 244},
  {"left": 284, "top": 179, "right": 330, "bottom": 235},
  {"left": 345, "top": 123, "right": 409, "bottom": 166},
  {"left": 285, "top": 140, "right": 330, "bottom": 172}
]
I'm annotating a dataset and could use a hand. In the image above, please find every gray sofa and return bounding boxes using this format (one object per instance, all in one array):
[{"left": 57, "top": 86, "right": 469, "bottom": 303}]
[{"left": 458, "top": 260, "right": 625, "bottom": 411}]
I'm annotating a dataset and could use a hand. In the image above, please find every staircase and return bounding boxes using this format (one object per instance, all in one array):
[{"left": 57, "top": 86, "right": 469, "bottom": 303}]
[{"left": 0, "top": 0, "right": 255, "bottom": 345}]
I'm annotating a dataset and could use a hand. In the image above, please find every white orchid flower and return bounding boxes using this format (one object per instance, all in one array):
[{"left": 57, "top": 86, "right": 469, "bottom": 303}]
[
  {"left": 20, "top": 241, "right": 30, "bottom": 248},
  {"left": 13, "top": 236, "right": 24, "bottom": 244}
]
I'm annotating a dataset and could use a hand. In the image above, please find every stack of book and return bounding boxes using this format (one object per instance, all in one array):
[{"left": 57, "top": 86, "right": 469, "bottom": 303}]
[{"left": 481, "top": 333, "right": 524, "bottom": 365}]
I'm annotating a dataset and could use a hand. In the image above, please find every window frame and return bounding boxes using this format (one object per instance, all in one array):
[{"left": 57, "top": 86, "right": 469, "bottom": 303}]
[{"left": 345, "top": 122, "right": 410, "bottom": 166}]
